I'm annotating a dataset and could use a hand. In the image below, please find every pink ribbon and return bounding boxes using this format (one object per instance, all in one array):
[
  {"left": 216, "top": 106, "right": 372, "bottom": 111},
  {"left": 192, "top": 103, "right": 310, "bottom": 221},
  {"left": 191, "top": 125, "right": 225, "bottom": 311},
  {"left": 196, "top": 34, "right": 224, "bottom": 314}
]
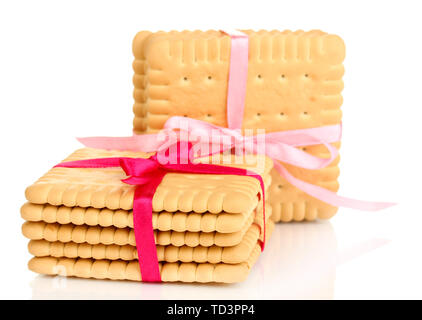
[
  {"left": 221, "top": 29, "right": 249, "bottom": 130},
  {"left": 54, "top": 143, "right": 266, "bottom": 282},
  {"left": 80, "top": 114, "right": 393, "bottom": 211}
]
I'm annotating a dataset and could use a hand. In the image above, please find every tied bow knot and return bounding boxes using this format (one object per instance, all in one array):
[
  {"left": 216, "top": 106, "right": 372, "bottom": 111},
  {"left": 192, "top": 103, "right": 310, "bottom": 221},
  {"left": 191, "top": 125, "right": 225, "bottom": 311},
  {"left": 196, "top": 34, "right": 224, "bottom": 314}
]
[
  {"left": 119, "top": 156, "right": 162, "bottom": 185},
  {"left": 165, "top": 116, "right": 340, "bottom": 171}
]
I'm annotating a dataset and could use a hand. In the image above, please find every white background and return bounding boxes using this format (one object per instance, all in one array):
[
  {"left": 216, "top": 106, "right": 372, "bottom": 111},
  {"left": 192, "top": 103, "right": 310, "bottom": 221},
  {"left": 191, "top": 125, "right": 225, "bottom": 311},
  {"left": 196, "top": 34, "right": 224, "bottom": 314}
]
[{"left": 0, "top": 0, "right": 421, "bottom": 299}]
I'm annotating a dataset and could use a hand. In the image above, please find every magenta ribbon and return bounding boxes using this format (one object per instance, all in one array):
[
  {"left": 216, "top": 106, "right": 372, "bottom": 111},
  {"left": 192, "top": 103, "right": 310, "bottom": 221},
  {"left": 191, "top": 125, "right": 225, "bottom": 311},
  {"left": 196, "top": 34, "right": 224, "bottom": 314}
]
[{"left": 54, "top": 145, "right": 266, "bottom": 282}]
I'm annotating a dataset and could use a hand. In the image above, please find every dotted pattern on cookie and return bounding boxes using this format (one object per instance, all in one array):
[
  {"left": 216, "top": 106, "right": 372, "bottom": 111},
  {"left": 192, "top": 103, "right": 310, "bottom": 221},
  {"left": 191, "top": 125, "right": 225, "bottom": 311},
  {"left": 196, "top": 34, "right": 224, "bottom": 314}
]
[{"left": 131, "top": 30, "right": 345, "bottom": 222}]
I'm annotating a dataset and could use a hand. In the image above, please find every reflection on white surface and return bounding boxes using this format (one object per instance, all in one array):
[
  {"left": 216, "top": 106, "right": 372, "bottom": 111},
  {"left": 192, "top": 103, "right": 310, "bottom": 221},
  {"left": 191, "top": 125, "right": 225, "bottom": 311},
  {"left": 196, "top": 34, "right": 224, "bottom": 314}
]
[
  {"left": 262, "top": 221, "right": 337, "bottom": 299},
  {"left": 30, "top": 221, "right": 346, "bottom": 299}
]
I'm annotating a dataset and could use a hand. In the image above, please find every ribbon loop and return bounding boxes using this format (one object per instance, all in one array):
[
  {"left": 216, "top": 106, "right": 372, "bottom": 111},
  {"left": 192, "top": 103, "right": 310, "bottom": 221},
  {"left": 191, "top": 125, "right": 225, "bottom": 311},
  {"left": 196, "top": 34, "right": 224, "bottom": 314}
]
[{"left": 265, "top": 140, "right": 339, "bottom": 170}]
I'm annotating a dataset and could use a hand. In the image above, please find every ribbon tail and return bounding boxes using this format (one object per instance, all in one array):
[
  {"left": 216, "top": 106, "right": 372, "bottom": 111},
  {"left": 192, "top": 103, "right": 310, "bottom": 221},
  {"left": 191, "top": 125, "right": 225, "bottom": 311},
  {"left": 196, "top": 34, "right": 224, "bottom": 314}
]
[
  {"left": 54, "top": 157, "right": 125, "bottom": 169},
  {"left": 273, "top": 162, "right": 396, "bottom": 211},
  {"left": 132, "top": 175, "right": 165, "bottom": 282},
  {"left": 77, "top": 134, "right": 166, "bottom": 153}
]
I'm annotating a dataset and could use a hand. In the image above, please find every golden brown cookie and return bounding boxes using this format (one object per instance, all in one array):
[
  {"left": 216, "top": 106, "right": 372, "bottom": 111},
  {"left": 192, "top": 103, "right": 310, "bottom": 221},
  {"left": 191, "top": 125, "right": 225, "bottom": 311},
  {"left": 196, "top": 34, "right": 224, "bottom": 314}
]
[
  {"left": 132, "top": 30, "right": 344, "bottom": 222},
  {"left": 25, "top": 148, "right": 272, "bottom": 215},
  {"left": 21, "top": 202, "right": 272, "bottom": 247},
  {"left": 21, "top": 202, "right": 259, "bottom": 233},
  {"left": 28, "top": 222, "right": 272, "bottom": 264}
]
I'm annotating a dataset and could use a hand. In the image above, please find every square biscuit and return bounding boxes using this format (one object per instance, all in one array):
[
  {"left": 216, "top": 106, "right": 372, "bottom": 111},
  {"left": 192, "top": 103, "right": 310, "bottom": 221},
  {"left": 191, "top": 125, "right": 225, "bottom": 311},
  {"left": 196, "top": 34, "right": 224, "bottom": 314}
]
[
  {"left": 25, "top": 148, "right": 272, "bottom": 215},
  {"left": 132, "top": 30, "right": 344, "bottom": 222}
]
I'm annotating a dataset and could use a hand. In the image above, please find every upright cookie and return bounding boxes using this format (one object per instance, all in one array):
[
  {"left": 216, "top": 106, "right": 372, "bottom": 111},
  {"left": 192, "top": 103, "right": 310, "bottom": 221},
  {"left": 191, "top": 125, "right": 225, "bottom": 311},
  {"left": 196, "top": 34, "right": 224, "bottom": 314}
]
[{"left": 132, "top": 30, "right": 344, "bottom": 222}]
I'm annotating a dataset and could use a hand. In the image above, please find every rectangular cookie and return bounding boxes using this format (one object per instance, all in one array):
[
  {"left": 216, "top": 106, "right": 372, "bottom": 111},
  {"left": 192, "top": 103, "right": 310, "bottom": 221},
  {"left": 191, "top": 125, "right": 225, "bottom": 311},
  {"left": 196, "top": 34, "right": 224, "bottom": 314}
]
[
  {"left": 21, "top": 200, "right": 267, "bottom": 234},
  {"left": 25, "top": 148, "right": 273, "bottom": 215},
  {"left": 22, "top": 201, "right": 270, "bottom": 247},
  {"left": 27, "top": 221, "right": 274, "bottom": 283},
  {"left": 27, "top": 222, "right": 272, "bottom": 264},
  {"left": 132, "top": 30, "right": 344, "bottom": 222}
]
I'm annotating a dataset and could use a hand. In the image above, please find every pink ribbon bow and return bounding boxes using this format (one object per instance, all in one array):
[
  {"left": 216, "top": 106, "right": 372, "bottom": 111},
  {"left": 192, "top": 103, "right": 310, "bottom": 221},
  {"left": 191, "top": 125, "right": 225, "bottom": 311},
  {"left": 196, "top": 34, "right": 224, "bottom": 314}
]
[
  {"left": 54, "top": 143, "right": 266, "bottom": 282},
  {"left": 78, "top": 29, "right": 394, "bottom": 211},
  {"left": 80, "top": 115, "right": 393, "bottom": 211}
]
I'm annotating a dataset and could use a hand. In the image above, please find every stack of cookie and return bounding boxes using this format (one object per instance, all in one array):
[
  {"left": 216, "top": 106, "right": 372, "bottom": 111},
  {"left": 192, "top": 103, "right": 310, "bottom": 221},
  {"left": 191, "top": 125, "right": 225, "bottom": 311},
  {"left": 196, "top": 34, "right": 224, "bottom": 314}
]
[{"left": 21, "top": 148, "right": 274, "bottom": 283}]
